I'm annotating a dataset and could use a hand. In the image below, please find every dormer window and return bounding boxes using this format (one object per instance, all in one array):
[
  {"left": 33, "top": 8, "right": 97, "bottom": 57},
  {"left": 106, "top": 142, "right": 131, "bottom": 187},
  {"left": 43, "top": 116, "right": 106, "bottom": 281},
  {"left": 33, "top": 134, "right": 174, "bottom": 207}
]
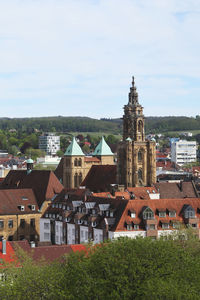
[
  {"left": 110, "top": 211, "right": 114, "bottom": 217},
  {"left": 91, "top": 221, "right": 97, "bottom": 227},
  {"left": 31, "top": 205, "right": 35, "bottom": 211},
  {"left": 78, "top": 219, "right": 83, "bottom": 225},
  {"left": 65, "top": 217, "right": 71, "bottom": 222},
  {"left": 18, "top": 205, "right": 25, "bottom": 211},
  {"left": 169, "top": 210, "right": 176, "bottom": 218},
  {"left": 143, "top": 207, "right": 154, "bottom": 220},
  {"left": 184, "top": 205, "right": 195, "bottom": 219},
  {"left": 159, "top": 210, "right": 166, "bottom": 218},
  {"left": 130, "top": 211, "right": 136, "bottom": 218}
]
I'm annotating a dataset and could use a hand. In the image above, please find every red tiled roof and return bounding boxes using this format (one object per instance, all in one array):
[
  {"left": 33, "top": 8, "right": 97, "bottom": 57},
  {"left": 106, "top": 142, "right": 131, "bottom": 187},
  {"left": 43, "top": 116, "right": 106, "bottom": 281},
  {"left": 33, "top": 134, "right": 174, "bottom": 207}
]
[
  {"left": 115, "top": 198, "right": 200, "bottom": 231},
  {"left": 155, "top": 182, "right": 197, "bottom": 198},
  {"left": 115, "top": 187, "right": 159, "bottom": 200},
  {"left": 11, "top": 241, "right": 87, "bottom": 263},
  {"left": 0, "top": 170, "right": 63, "bottom": 208},
  {"left": 0, "top": 189, "right": 39, "bottom": 215},
  {"left": 81, "top": 165, "right": 117, "bottom": 192},
  {"left": 0, "top": 242, "right": 16, "bottom": 264}
]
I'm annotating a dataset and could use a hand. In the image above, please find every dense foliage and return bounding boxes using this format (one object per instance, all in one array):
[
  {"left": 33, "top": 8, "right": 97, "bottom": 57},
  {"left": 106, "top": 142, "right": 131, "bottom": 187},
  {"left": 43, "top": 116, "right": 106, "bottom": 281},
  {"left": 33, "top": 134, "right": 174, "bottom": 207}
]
[
  {"left": 0, "top": 115, "right": 200, "bottom": 135},
  {"left": 1, "top": 235, "right": 200, "bottom": 299}
]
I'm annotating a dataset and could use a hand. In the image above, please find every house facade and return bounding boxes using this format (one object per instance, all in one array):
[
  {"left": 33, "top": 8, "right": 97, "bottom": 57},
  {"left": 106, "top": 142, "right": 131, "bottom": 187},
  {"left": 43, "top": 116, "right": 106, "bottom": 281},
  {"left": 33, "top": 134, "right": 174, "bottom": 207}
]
[{"left": 40, "top": 187, "right": 200, "bottom": 245}]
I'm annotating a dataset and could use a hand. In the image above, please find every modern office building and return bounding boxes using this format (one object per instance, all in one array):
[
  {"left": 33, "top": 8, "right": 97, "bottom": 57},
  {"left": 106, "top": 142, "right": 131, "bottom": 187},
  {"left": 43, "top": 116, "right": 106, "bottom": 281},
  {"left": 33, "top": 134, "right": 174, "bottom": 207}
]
[
  {"left": 39, "top": 133, "right": 60, "bottom": 156},
  {"left": 171, "top": 140, "right": 197, "bottom": 166}
]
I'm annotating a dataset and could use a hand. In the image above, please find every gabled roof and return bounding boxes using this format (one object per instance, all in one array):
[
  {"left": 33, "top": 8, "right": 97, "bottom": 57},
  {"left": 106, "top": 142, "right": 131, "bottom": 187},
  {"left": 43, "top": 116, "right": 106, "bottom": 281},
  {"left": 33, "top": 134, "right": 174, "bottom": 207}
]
[
  {"left": 0, "top": 170, "right": 63, "bottom": 208},
  {"left": 92, "top": 137, "right": 113, "bottom": 156},
  {"left": 10, "top": 241, "right": 87, "bottom": 263},
  {"left": 155, "top": 182, "right": 198, "bottom": 199},
  {"left": 0, "top": 189, "right": 39, "bottom": 215},
  {"left": 64, "top": 137, "right": 84, "bottom": 156},
  {"left": 81, "top": 165, "right": 117, "bottom": 192}
]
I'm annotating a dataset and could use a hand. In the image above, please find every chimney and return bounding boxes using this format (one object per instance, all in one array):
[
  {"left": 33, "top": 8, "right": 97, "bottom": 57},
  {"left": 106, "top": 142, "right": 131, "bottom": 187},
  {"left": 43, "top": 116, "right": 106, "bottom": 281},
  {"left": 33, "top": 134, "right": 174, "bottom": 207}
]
[
  {"left": 2, "top": 238, "right": 6, "bottom": 255},
  {"left": 30, "top": 241, "right": 36, "bottom": 248}
]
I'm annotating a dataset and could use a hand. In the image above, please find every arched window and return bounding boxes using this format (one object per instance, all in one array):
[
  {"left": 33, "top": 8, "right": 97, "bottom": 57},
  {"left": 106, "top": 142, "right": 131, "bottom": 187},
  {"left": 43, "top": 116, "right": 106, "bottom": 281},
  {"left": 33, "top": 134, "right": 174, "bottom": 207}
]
[
  {"left": 74, "top": 173, "right": 78, "bottom": 188},
  {"left": 138, "top": 151, "right": 142, "bottom": 161},
  {"left": 138, "top": 120, "right": 143, "bottom": 133},
  {"left": 78, "top": 172, "right": 82, "bottom": 185},
  {"left": 74, "top": 158, "right": 78, "bottom": 166},
  {"left": 78, "top": 158, "right": 82, "bottom": 167}
]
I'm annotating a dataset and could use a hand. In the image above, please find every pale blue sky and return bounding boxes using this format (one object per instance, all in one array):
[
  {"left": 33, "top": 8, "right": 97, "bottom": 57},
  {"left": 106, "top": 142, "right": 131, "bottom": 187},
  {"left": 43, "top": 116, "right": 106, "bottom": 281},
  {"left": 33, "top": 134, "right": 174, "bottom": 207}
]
[{"left": 0, "top": 0, "right": 200, "bottom": 118}]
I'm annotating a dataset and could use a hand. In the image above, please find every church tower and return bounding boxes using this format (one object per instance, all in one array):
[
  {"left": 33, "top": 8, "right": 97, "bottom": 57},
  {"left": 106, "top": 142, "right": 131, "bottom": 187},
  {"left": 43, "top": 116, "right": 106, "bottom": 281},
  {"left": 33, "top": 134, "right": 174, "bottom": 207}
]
[{"left": 117, "top": 77, "right": 156, "bottom": 187}]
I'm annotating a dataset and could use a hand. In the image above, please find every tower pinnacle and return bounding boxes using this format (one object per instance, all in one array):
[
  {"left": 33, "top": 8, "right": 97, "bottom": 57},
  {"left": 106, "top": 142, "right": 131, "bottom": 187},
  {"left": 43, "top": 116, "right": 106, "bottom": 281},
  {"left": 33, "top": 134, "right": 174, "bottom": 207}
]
[{"left": 128, "top": 76, "right": 139, "bottom": 106}]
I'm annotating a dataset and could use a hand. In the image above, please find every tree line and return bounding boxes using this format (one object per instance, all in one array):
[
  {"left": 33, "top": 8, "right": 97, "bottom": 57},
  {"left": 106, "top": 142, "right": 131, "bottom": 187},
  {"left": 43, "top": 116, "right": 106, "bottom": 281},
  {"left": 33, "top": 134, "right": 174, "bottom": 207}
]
[
  {"left": 0, "top": 115, "right": 200, "bottom": 134},
  {"left": 1, "top": 232, "right": 200, "bottom": 299}
]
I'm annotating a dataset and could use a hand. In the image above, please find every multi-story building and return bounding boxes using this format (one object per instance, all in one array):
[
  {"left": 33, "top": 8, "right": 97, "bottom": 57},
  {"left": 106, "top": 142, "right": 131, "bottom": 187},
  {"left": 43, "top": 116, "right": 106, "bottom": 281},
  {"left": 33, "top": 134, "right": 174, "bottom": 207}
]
[
  {"left": 171, "top": 140, "right": 197, "bottom": 166},
  {"left": 117, "top": 77, "right": 156, "bottom": 187},
  {"left": 0, "top": 189, "right": 40, "bottom": 242},
  {"left": 40, "top": 182, "right": 199, "bottom": 245},
  {"left": 55, "top": 136, "right": 114, "bottom": 189},
  {"left": 39, "top": 133, "right": 60, "bottom": 156}
]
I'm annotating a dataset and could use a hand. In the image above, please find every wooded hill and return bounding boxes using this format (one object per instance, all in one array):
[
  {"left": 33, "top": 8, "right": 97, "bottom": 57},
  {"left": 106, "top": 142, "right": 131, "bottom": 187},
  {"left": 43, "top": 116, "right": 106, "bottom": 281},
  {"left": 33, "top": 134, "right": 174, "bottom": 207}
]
[{"left": 0, "top": 115, "right": 200, "bottom": 134}]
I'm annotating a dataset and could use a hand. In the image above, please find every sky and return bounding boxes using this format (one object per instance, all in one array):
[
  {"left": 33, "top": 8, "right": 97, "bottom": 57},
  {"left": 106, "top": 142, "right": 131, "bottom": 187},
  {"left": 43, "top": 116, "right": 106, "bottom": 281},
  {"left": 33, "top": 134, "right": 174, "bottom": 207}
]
[{"left": 0, "top": 0, "right": 200, "bottom": 119}]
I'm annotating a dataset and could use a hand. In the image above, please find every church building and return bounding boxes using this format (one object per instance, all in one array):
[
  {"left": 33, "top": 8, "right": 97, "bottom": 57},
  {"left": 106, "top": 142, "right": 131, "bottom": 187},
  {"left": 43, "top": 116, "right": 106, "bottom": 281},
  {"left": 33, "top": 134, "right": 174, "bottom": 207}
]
[
  {"left": 55, "top": 136, "right": 114, "bottom": 189},
  {"left": 117, "top": 77, "right": 156, "bottom": 187}
]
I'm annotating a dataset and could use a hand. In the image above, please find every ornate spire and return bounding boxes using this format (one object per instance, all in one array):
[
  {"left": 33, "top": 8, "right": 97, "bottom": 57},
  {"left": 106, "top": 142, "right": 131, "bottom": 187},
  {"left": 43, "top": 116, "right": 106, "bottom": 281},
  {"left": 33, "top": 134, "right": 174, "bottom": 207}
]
[{"left": 128, "top": 76, "right": 139, "bottom": 106}]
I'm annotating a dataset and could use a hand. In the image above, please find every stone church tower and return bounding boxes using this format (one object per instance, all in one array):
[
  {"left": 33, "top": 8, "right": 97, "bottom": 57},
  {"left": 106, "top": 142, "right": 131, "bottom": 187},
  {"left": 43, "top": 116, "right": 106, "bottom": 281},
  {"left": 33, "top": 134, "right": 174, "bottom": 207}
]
[{"left": 117, "top": 77, "right": 156, "bottom": 187}]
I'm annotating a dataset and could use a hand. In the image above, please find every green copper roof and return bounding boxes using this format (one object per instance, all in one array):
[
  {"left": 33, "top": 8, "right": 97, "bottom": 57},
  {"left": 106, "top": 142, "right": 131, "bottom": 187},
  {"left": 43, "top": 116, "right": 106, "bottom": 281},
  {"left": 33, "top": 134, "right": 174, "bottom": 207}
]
[
  {"left": 126, "top": 137, "right": 132, "bottom": 141},
  {"left": 93, "top": 136, "right": 113, "bottom": 156},
  {"left": 64, "top": 137, "right": 84, "bottom": 156},
  {"left": 26, "top": 158, "right": 33, "bottom": 164}
]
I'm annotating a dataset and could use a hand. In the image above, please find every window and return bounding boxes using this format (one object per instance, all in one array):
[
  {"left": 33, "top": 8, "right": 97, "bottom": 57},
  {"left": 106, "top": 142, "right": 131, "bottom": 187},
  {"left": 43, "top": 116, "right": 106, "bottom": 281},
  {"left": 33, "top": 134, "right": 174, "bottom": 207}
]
[
  {"left": 131, "top": 212, "right": 136, "bottom": 218},
  {"left": 44, "top": 223, "right": 50, "bottom": 230},
  {"left": 172, "top": 222, "right": 180, "bottom": 229},
  {"left": 78, "top": 158, "right": 82, "bottom": 167},
  {"left": 134, "top": 224, "right": 139, "bottom": 230},
  {"left": 44, "top": 232, "right": 50, "bottom": 240},
  {"left": 127, "top": 224, "right": 132, "bottom": 230},
  {"left": 92, "top": 221, "right": 97, "bottom": 227},
  {"left": 169, "top": 210, "right": 176, "bottom": 217},
  {"left": 191, "top": 223, "right": 197, "bottom": 228},
  {"left": 0, "top": 220, "right": 4, "bottom": 229},
  {"left": 138, "top": 151, "right": 142, "bottom": 162},
  {"left": 20, "top": 219, "right": 25, "bottom": 228},
  {"left": 143, "top": 207, "right": 154, "bottom": 220},
  {"left": 159, "top": 211, "right": 166, "bottom": 218},
  {"left": 148, "top": 224, "right": 155, "bottom": 230},
  {"left": 162, "top": 223, "right": 169, "bottom": 229},
  {"left": 31, "top": 205, "right": 35, "bottom": 211},
  {"left": 184, "top": 206, "right": 195, "bottom": 219},
  {"left": 30, "top": 219, "right": 35, "bottom": 228},
  {"left": 8, "top": 235, "right": 13, "bottom": 241},
  {"left": 8, "top": 220, "right": 13, "bottom": 228}
]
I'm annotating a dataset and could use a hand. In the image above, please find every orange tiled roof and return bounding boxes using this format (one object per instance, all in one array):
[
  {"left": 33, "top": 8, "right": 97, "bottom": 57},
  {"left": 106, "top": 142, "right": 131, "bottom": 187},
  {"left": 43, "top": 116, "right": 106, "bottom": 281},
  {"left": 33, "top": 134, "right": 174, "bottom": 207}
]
[{"left": 115, "top": 198, "right": 200, "bottom": 231}]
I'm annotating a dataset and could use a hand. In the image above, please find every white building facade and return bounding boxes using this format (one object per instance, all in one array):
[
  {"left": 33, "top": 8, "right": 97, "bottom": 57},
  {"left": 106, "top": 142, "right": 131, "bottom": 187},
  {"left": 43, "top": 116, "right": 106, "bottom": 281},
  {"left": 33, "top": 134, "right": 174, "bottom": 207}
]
[
  {"left": 39, "top": 133, "right": 60, "bottom": 156},
  {"left": 171, "top": 140, "right": 197, "bottom": 166}
]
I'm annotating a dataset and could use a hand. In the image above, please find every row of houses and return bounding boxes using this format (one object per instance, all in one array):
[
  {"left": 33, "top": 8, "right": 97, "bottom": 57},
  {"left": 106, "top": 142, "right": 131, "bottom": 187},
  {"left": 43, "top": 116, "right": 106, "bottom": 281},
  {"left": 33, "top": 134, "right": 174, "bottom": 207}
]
[{"left": 40, "top": 183, "right": 200, "bottom": 245}]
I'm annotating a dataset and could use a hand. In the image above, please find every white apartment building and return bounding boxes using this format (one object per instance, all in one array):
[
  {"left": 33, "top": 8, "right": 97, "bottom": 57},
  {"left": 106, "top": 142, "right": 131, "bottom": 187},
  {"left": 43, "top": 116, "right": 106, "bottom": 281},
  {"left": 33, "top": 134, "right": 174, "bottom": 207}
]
[
  {"left": 39, "top": 133, "right": 60, "bottom": 156},
  {"left": 171, "top": 140, "right": 197, "bottom": 166}
]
